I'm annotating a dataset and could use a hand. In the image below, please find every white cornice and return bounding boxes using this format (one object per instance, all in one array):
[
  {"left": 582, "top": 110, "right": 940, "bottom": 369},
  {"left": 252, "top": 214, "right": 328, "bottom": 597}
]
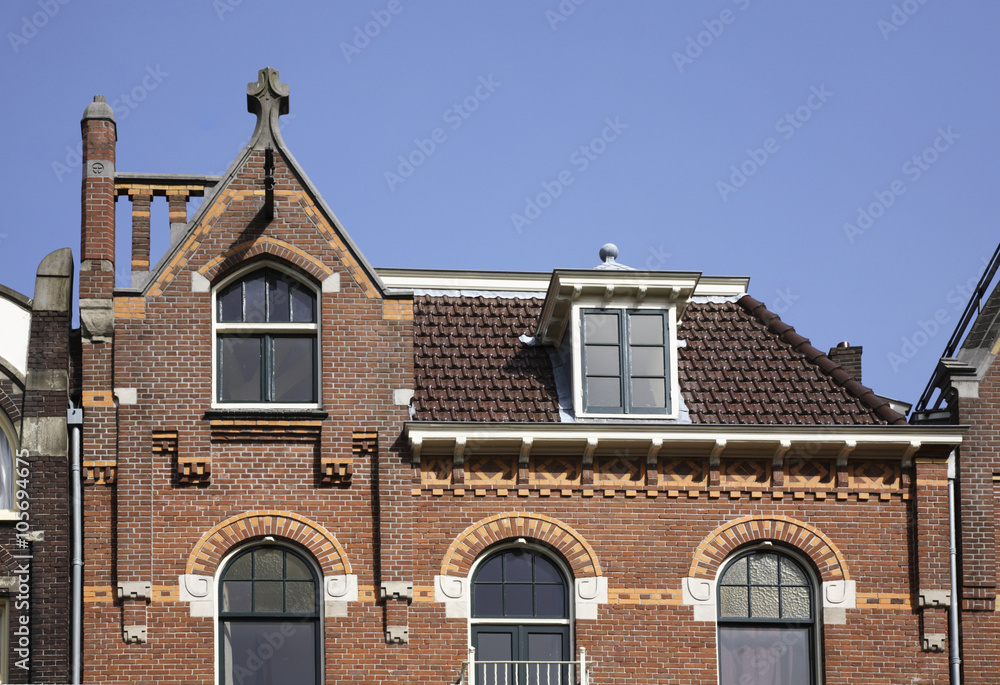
[{"left": 404, "top": 422, "right": 964, "bottom": 459}]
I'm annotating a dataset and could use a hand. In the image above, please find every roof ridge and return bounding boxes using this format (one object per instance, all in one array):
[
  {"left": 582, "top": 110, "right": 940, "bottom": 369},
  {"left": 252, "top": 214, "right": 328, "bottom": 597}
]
[{"left": 737, "top": 295, "right": 907, "bottom": 426}]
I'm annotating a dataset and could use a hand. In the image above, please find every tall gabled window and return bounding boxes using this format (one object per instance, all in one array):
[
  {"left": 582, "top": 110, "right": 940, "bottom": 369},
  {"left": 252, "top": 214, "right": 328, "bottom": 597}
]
[
  {"left": 219, "top": 545, "right": 321, "bottom": 685},
  {"left": 215, "top": 267, "right": 318, "bottom": 405},
  {"left": 581, "top": 309, "right": 670, "bottom": 414},
  {"left": 717, "top": 549, "right": 818, "bottom": 685}
]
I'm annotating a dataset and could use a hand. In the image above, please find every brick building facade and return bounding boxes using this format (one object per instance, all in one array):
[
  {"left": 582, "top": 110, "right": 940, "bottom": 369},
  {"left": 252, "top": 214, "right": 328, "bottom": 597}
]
[
  {"left": 0, "top": 248, "right": 75, "bottom": 683},
  {"left": 70, "top": 67, "right": 966, "bottom": 684},
  {"left": 914, "top": 244, "right": 1000, "bottom": 685}
]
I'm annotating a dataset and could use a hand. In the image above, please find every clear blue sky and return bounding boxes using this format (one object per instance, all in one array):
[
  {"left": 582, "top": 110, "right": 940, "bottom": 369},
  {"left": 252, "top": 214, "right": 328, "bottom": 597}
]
[{"left": 1, "top": 1, "right": 998, "bottom": 408}]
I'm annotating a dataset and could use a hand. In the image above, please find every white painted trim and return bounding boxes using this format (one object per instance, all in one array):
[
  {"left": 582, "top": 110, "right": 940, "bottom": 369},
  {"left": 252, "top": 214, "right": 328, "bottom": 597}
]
[
  {"left": 572, "top": 303, "right": 681, "bottom": 421},
  {"left": 0, "top": 298, "right": 31, "bottom": 381},
  {"left": 379, "top": 270, "right": 551, "bottom": 293},
  {"left": 210, "top": 262, "right": 322, "bottom": 410}
]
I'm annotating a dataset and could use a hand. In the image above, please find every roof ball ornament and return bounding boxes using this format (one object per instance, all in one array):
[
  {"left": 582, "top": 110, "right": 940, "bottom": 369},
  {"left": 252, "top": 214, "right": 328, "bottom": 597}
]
[{"left": 600, "top": 243, "right": 619, "bottom": 264}]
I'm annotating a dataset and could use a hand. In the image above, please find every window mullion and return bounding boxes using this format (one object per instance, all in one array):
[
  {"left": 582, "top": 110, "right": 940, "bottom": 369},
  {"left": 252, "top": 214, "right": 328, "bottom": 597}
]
[{"left": 621, "top": 313, "right": 631, "bottom": 412}]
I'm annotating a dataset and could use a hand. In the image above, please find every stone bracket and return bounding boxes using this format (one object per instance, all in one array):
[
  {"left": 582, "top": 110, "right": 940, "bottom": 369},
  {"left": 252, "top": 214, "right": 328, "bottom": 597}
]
[
  {"left": 117, "top": 581, "right": 153, "bottom": 602},
  {"left": 123, "top": 625, "right": 147, "bottom": 644},
  {"left": 385, "top": 625, "right": 409, "bottom": 644},
  {"left": 380, "top": 581, "right": 413, "bottom": 603},
  {"left": 922, "top": 633, "right": 947, "bottom": 652},
  {"left": 918, "top": 589, "right": 951, "bottom": 608},
  {"left": 0, "top": 576, "right": 17, "bottom": 591}
]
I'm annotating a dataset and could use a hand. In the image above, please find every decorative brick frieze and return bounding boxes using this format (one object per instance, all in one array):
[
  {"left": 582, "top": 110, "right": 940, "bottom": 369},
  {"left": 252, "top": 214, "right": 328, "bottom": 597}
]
[
  {"left": 82, "top": 459, "right": 116, "bottom": 485},
  {"left": 208, "top": 416, "right": 323, "bottom": 442}
]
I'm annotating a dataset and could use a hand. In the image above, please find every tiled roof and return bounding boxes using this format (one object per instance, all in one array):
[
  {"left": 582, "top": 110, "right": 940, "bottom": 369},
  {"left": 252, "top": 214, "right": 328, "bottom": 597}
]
[
  {"left": 412, "top": 294, "right": 906, "bottom": 425},
  {"left": 680, "top": 296, "right": 905, "bottom": 425},
  {"left": 413, "top": 296, "right": 561, "bottom": 422}
]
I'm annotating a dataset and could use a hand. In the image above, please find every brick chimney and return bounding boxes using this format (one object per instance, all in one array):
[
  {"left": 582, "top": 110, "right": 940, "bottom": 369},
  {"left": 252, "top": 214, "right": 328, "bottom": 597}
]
[
  {"left": 79, "top": 95, "right": 116, "bottom": 340},
  {"left": 829, "top": 341, "right": 863, "bottom": 383}
]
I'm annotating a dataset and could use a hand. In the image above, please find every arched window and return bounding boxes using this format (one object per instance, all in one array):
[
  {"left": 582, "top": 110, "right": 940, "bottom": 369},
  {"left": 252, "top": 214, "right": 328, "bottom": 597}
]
[
  {"left": 0, "top": 414, "right": 16, "bottom": 511},
  {"left": 717, "top": 548, "right": 818, "bottom": 685},
  {"left": 218, "top": 545, "right": 321, "bottom": 685},
  {"left": 471, "top": 547, "right": 571, "bottom": 685},
  {"left": 214, "top": 267, "right": 318, "bottom": 405}
]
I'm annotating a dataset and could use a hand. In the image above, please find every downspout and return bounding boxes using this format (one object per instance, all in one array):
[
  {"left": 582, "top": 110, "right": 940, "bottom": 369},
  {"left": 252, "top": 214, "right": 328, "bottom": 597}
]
[
  {"left": 68, "top": 405, "right": 83, "bottom": 685},
  {"left": 948, "top": 449, "right": 961, "bottom": 685}
]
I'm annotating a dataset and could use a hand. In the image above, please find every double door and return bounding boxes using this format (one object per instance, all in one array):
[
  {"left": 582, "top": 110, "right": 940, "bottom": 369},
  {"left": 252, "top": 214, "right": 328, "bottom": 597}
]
[{"left": 473, "top": 625, "right": 570, "bottom": 685}]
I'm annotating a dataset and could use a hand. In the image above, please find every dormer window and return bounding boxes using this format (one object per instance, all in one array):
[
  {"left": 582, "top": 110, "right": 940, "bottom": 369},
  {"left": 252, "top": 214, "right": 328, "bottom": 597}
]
[
  {"left": 214, "top": 267, "right": 318, "bottom": 406},
  {"left": 582, "top": 310, "right": 670, "bottom": 414}
]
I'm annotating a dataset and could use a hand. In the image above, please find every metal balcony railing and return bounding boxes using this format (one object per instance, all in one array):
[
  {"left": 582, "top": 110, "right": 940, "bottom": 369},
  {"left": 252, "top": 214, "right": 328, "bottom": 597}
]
[{"left": 456, "top": 647, "right": 590, "bottom": 685}]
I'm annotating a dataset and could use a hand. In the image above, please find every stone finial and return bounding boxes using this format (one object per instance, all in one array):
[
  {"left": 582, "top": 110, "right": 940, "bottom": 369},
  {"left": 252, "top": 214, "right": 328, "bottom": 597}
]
[
  {"left": 595, "top": 242, "right": 635, "bottom": 271},
  {"left": 246, "top": 67, "right": 290, "bottom": 150},
  {"left": 82, "top": 95, "right": 115, "bottom": 122}
]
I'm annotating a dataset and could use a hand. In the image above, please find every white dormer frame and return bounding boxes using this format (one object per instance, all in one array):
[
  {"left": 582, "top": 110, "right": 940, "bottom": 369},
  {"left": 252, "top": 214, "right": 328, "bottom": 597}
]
[{"left": 535, "top": 270, "right": 702, "bottom": 420}]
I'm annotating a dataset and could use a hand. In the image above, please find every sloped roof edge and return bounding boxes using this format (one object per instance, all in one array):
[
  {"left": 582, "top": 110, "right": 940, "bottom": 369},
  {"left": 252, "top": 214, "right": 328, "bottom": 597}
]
[{"left": 738, "top": 295, "right": 907, "bottom": 426}]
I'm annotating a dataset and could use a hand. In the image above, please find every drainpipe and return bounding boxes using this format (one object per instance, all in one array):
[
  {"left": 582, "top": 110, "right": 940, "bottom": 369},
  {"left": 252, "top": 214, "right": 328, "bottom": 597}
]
[
  {"left": 948, "top": 449, "right": 961, "bottom": 685},
  {"left": 68, "top": 405, "right": 83, "bottom": 685}
]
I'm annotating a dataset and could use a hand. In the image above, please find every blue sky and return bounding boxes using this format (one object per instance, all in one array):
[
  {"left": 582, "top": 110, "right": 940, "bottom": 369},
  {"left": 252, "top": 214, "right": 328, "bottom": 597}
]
[{"left": 1, "top": 1, "right": 998, "bottom": 409}]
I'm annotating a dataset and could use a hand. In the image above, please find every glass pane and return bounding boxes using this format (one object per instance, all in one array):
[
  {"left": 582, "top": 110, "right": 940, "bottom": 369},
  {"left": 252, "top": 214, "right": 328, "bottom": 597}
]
[
  {"left": 285, "top": 554, "right": 312, "bottom": 580},
  {"left": 721, "top": 558, "right": 747, "bottom": 586},
  {"left": 630, "top": 377, "right": 666, "bottom": 408},
  {"left": 476, "top": 632, "right": 514, "bottom": 685},
  {"left": 223, "top": 620, "right": 317, "bottom": 685},
  {"left": 504, "top": 551, "right": 532, "bottom": 582},
  {"left": 244, "top": 274, "right": 266, "bottom": 323},
  {"left": 527, "top": 632, "right": 563, "bottom": 661},
  {"left": 220, "top": 337, "right": 262, "bottom": 402},
  {"left": 255, "top": 549, "right": 283, "bottom": 580},
  {"left": 782, "top": 586, "right": 811, "bottom": 619},
  {"left": 780, "top": 557, "right": 808, "bottom": 586},
  {"left": 533, "top": 555, "right": 562, "bottom": 584},
  {"left": 222, "top": 581, "right": 252, "bottom": 613},
  {"left": 749, "top": 553, "right": 778, "bottom": 585},
  {"left": 584, "top": 313, "right": 619, "bottom": 344},
  {"left": 290, "top": 283, "right": 315, "bottom": 323},
  {"left": 587, "top": 377, "right": 621, "bottom": 409},
  {"left": 719, "top": 586, "right": 749, "bottom": 618},
  {"left": 750, "top": 586, "right": 780, "bottom": 619},
  {"left": 504, "top": 584, "right": 533, "bottom": 616},
  {"left": 476, "top": 555, "right": 503, "bottom": 583},
  {"left": 272, "top": 338, "right": 316, "bottom": 403},
  {"left": 534, "top": 584, "right": 566, "bottom": 618},
  {"left": 585, "top": 345, "right": 620, "bottom": 375},
  {"left": 285, "top": 581, "right": 316, "bottom": 614},
  {"left": 267, "top": 275, "right": 290, "bottom": 323},
  {"left": 226, "top": 553, "right": 252, "bottom": 580},
  {"left": 474, "top": 584, "right": 503, "bottom": 617},
  {"left": 630, "top": 346, "right": 665, "bottom": 376},
  {"left": 477, "top": 631, "right": 513, "bottom": 660},
  {"left": 718, "top": 626, "right": 810, "bottom": 685},
  {"left": 254, "top": 581, "right": 284, "bottom": 613},
  {"left": 218, "top": 284, "right": 243, "bottom": 322},
  {"left": 629, "top": 314, "right": 664, "bottom": 345}
]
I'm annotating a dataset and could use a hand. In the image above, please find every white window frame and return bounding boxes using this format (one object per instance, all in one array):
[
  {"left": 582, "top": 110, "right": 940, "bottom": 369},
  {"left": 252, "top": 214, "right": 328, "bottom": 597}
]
[
  {"left": 213, "top": 540, "right": 325, "bottom": 685},
  {"left": 571, "top": 301, "right": 681, "bottom": 420},
  {"left": 211, "top": 262, "right": 321, "bottom": 410},
  {"left": 0, "top": 414, "right": 18, "bottom": 520}
]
